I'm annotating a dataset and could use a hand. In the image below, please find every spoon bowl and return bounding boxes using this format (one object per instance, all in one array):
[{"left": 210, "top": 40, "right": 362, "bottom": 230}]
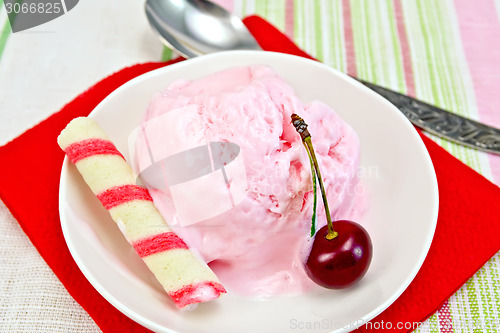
[{"left": 145, "top": 0, "right": 261, "bottom": 58}]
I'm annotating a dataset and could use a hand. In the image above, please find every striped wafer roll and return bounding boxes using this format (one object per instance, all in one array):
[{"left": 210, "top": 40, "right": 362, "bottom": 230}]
[{"left": 58, "top": 117, "right": 226, "bottom": 308}]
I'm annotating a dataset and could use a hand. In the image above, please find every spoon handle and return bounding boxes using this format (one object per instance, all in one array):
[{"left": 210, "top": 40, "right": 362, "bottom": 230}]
[{"left": 358, "top": 80, "right": 500, "bottom": 155}]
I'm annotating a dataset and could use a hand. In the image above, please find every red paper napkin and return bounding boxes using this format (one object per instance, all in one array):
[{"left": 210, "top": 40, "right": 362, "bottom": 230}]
[{"left": 0, "top": 15, "right": 498, "bottom": 333}]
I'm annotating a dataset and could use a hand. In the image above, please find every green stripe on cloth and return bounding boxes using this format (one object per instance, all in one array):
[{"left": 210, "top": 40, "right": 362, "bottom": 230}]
[
  {"left": 386, "top": 0, "right": 405, "bottom": 92},
  {"left": 491, "top": 255, "right": 500, "bottom": 330},
  {"left": 294, "top": 0, "right": 310, "bottom": 53},
  {"left": 454, "top": 278, "right": 480, "bottom": 332},
  {"left": 363, "top": 1, "right": 378, "bottom": 83},
  {"left": 161, "top": 46, "right": 173, "bottom": 62},
  {"left": 349, "top": 0, "right": 405, "bottom": 89},
  {"left": 451, "top": 256, "right": 499, "bottom": 332},
  {"left": 452, "top": 286, "right": 465, "bottom": 332},
  {"left": 349, "top": 1, "right": 362, "bottom": 79},
  {"left": 350, "top": 0, "right": 369, "bottom": 81},
  {"left": 293, "top": 0, "right": 304, "bottom": 53},
  {"left": 293, "top": 0, "right": 312, "bottom": 59},
  {"left": 478, "top": 271, "right": 494, "bottom": 332},
  {"left": 429, "top": 312, "right": 440, "bottom": 333},
  {"left": 306, "top": 0, "right": 346, "bottom": 72},
  {"left": 0, "top": 1, "right": 12, "bottom": 63},
  {"left": 332, "top": 0, "right": 345, "bottom": 72},
  {"left": 414, "top": 0, "right": 444, "bottom": 106},
  {"left": 254, "top": 0, "right": 266, "bottom": 21},
  {"left": 466, "top": 278, "right": 482, "bottom": 333},
  {"left": 476, "top": 256, "right": 499, "bottom": 332},
  {"left": 477, "top": 266, "right": 490, "bottom": 332},
  {"left": 349, "top": 0, "right": 366, "bottom": 78},
  {"left": 253, "top": 0, "right": 285, "bottom": 32},
  {"left": 312, "top": 1, "right": 323, "bottom": 61},
  {"left": 433, "top": 0, "right": 483, "bottom": 172}
]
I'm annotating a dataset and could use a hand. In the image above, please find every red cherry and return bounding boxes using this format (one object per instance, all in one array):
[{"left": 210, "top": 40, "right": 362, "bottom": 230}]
[
  {"left": 291, "top": 114, "right": 373, "bottom": 289},
  {"left": 305, "top": 220, "right": 372, "bottom": 289}
]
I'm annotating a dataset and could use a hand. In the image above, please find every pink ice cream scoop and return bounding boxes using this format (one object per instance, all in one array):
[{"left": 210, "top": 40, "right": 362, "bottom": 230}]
[{"left": 132, "top": 65, "right": 364, "bottom": 297}]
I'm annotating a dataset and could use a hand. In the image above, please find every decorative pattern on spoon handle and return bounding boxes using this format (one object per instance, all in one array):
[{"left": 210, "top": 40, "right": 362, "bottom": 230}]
[{"left": 359, "top": 80, "right": 500, "bottom": 155}]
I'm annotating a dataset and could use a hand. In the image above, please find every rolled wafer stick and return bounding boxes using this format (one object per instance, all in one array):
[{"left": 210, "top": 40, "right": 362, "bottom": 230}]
[{"left": 58, "top": 117, "right": 226, "bottom": 308}]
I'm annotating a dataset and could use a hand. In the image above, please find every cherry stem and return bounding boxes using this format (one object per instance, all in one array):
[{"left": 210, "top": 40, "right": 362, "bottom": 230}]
[
  {"left": 291, "top": 114, "right": 338, "bottom": 240},
  {"left": 303, "top": 140, "right": 318, "bottom": 237}
]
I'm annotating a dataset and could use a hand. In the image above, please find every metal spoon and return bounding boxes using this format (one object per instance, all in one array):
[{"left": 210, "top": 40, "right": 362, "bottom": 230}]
[
  {"left": 145, "top": 0, "right": 260, "bottom": 58},
  {"left": 144, "top": 0, "right": 500, "bottom": 155}
]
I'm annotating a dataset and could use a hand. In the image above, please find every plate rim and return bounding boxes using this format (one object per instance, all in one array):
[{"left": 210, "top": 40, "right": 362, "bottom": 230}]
[{"left": 59, "top": 50, "right": 439, "bottom": 333}]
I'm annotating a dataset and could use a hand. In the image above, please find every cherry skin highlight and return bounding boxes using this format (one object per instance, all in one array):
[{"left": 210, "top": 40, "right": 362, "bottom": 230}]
[{"left": 305, "top": 220, "right": 373, "bottom": 289}]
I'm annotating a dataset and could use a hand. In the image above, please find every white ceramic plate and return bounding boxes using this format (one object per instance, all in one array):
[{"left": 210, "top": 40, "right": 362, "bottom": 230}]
[{"left": 59, "top": 51, "right": 438, "bottom": 333}]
